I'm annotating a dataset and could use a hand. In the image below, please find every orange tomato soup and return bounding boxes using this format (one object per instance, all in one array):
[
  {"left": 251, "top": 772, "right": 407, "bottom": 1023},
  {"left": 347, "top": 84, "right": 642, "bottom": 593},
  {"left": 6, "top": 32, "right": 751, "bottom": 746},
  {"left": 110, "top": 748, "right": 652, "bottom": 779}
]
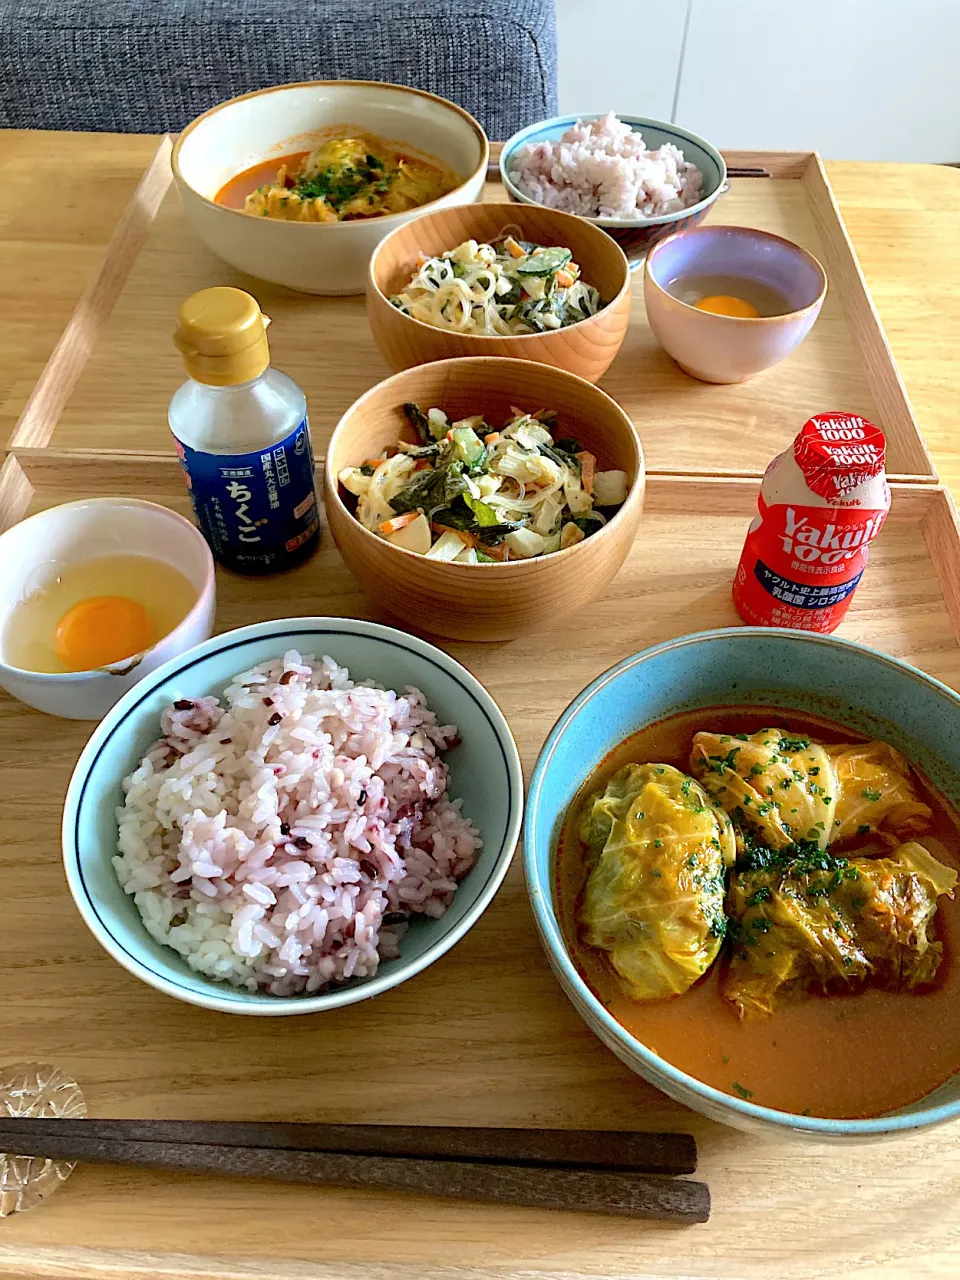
[
  {"left": 216, "top": 153, "right": 310, "bottom": 209},
  {"left": 555, "top": 707, "right": 960, "bottom": 1118}
]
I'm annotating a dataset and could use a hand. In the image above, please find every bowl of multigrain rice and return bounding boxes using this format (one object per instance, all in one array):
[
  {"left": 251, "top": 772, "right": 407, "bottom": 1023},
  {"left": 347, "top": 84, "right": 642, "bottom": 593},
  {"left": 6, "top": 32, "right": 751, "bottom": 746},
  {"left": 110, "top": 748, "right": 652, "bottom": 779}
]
[
  {"left": 62, "top": 617, "right": 522, "bottom": 1015},
  {"left": 500, "top": 112, "right": 727, "bottom": 264}
]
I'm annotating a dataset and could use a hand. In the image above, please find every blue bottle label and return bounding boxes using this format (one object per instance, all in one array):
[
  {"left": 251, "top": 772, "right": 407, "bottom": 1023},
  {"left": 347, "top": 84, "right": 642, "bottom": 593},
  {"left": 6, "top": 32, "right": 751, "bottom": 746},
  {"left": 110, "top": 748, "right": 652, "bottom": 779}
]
[{"left": 174, "top": 416, "right": 319, "bottom": 573}]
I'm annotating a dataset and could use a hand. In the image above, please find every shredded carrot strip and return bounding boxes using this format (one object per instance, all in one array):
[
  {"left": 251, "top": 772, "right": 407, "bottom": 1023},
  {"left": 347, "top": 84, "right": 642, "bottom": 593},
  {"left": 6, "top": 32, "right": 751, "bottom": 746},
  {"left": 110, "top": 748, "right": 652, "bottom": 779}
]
[
  {"left": 484, "top": 432, "right": 500, "bottom": 445},
  {"left": 576, "top": 451, "right": 596, "bottom": 495},
  {"left": 380, "top": 512, "right": 420, "bottom": 535},
  {"left": 430, "top": 523, "right": 478, "bottom": 549},
  {"left": 555, "top": 269, "right": 574, "bottom": 288},
  {"left": 504, "top": 236, "right": 525, "bottom": 259}
]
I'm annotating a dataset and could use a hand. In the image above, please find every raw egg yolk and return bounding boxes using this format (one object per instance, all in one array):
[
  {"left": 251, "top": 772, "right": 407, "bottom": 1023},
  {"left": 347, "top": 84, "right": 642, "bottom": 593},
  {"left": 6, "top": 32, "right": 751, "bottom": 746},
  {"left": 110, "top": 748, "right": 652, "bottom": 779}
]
[
  {"left": 694, "top": 294, "right": 760, "bottom": 318},
  {"left": 54, "top": 596, "right": 152, "bottom": 671}
]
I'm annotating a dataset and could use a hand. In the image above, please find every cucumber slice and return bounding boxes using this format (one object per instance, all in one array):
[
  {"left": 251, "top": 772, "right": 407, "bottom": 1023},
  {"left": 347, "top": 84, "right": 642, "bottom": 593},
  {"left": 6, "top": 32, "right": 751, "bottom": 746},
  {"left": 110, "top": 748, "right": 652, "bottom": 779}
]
[
  {"left": 516, "top": 247, "right": 573, "bottom": 277},
  {"left": 450, "top": 426, "right": 485, "bottom": 467}
]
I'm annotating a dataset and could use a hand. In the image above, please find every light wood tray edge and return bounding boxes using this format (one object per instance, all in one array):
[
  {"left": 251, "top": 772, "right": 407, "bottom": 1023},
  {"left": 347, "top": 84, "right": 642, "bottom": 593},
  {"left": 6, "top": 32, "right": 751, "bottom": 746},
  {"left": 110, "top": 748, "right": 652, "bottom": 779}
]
[
  {"left": 4, "top": 449, "right": 958, "bottom": 643},
  {"left": 8, "top": 135, "right": 175, "bottom": 452},
  {"left": 7, "top": 141, "right": 937, "bottom": 487}
]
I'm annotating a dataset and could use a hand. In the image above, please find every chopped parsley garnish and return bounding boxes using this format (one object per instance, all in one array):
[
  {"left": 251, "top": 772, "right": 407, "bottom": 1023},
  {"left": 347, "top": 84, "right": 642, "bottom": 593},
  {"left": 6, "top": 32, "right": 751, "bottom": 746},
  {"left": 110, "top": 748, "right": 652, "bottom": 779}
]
[
  {"left": 732, "top": 1081, "right": 754, "bottom": 1099},
  {"left": 861, "top": 788, "right": 882, "bottom": 802}
]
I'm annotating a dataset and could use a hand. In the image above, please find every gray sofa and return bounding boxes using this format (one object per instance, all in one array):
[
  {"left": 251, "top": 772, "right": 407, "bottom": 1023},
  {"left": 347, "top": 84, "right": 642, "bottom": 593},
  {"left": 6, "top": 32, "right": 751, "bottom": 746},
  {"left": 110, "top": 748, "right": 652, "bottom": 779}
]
[{"left": 0, "top": 0, "right": 557, "bottom": 140}]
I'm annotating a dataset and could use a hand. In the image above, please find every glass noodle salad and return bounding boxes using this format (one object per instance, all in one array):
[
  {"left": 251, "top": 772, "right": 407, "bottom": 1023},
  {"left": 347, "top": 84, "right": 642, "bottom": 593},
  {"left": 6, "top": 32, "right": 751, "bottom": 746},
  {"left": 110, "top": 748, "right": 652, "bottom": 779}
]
[
  {"left": 338, "top": 404, "right": 628, "bottom": 562},
  {"left": 389, "top": 236, "right": 605, "bottom": 336}
]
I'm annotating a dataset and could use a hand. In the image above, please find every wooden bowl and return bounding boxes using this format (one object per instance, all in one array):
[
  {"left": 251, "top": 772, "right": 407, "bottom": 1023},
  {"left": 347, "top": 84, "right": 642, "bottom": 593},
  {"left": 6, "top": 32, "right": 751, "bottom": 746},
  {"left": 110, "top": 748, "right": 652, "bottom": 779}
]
[
  {"left": 366, "top": 203, "right": 632, "bottom": 383},
  {"left": 324, "top": 357, "right": 645, "bottom": 642}
]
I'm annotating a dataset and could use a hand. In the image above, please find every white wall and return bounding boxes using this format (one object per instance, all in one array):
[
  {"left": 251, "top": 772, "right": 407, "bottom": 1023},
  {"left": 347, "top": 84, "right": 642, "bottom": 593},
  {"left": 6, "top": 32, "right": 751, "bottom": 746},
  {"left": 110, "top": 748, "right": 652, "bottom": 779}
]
[
  {"left": 554, "top": 0, "right": 687, "bottom": 123},
  {"left": 555, "top": 0, "right": 960, "bottom": 162}
]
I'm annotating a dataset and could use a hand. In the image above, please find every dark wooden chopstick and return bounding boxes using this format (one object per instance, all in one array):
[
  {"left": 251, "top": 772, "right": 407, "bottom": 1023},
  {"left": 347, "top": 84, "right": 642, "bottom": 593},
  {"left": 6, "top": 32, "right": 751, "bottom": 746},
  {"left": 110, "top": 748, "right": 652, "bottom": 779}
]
[
  {"left": 0, "top": 1118, "right": 696, "bottom": 1175},
  {"left": 0, "top": 1127, "right": 709, "bottom": 1222}
]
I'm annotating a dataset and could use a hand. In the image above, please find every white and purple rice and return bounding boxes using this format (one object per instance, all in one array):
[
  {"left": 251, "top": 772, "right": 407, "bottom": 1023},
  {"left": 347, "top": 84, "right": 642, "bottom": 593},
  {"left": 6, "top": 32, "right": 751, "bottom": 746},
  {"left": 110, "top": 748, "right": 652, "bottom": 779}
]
[
  {"left": 508, "top": 112, "right": 704, "bottom": 221},
  {"left": 113, "top": 651, "right": 481, "bottom": 996}
]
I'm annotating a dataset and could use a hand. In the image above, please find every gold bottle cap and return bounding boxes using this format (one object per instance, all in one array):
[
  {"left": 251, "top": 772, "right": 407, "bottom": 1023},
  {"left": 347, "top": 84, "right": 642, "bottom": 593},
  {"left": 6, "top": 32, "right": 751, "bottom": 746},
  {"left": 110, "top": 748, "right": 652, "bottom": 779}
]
[{"left": 174, "top": 287, "right": 272, "bottom": 386}]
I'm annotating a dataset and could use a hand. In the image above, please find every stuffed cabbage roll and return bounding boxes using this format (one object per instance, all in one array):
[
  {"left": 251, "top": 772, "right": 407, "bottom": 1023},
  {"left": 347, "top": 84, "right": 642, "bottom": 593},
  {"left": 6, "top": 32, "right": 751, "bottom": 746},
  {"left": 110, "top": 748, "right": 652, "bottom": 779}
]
[
  {"left": 690, "top": 730, "right": 838, "bottom": 852},
  {"left": 828, "top": 741, "right": 933, "bottom": 844},
  {"left": 578, "top": 763, "right": 735, "bottom": 1001},
  {"left": 723, "top": 840, "right": 957, "bottom": 1019}
]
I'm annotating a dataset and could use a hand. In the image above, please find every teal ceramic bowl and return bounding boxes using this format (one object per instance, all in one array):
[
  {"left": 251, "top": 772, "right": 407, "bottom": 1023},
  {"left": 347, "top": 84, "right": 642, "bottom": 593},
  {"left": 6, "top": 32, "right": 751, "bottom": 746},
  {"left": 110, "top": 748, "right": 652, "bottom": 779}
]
[
  {"left": 525, "top": 627, "right": 960, "bottom": 1140},
  {"left": 500, "top": 113, "right": 727, "bottom": 266},
  {"left": 63, "top": 618, "right": 523, "bottom": 1015}
]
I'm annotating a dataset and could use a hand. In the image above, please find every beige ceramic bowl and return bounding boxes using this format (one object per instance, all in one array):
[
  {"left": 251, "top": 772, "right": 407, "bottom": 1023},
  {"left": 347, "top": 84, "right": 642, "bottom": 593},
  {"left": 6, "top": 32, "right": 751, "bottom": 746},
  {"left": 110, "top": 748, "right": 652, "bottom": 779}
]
[
  {"left": 367, "top": 202, "right": 632, "bottom": 383},
  {"left": 324, "top": 358, "right": 645, "bottom": 642},
  {"left": 172, "top": 81, "right": 489, "bottom": 296},
  {"left": 643, "top": 225, "right": 827, "bottom": 383}
]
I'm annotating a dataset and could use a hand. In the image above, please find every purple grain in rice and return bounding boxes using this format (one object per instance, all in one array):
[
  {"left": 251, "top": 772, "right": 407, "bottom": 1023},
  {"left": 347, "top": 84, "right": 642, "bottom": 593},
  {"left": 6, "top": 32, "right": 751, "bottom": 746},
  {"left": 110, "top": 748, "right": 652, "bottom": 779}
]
[
  {"left": 112, "top": 651, "right": 482, "bottom": 996},
  {"left": 508, "top": 112, "right": 704, "bottom": 221}
]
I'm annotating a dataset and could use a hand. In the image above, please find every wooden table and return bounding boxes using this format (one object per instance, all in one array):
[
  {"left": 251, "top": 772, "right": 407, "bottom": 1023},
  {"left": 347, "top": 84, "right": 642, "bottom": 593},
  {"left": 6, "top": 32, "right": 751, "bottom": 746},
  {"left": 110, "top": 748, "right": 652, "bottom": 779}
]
[{"left": 2, "top": 131, "right": 960, "bottom": 1280}]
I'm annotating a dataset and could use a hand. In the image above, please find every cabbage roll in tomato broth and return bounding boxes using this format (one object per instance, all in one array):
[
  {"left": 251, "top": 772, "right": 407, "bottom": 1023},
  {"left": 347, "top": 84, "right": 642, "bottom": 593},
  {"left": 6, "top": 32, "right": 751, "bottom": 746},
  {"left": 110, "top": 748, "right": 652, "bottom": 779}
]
[
  {"left": 723, "top": 838, "right": 958, "bottom": 1019},
  {"left": 690, "top": 729, "right": 838, "bottom": 851},
  {"left": 827, "top": 741, "right": 933, "bottom": 844},
  {"left": 578, "top": 763, "right": 735, "bottom": 1001}
]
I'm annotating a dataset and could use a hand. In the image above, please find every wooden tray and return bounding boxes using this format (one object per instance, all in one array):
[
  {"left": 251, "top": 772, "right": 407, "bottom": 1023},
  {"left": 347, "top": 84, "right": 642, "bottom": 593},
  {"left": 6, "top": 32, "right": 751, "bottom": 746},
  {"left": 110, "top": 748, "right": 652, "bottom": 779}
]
[
  {"left": 2, "top": 449, "right": 960, "bottom": 1279},
  {"left": 7, "top": 139, "right": 937, "bottom": 482}
]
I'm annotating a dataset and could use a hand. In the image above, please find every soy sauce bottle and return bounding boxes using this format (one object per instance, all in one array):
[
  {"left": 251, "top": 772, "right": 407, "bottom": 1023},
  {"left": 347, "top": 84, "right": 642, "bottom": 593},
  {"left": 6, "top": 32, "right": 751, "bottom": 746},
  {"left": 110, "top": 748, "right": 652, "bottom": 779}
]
[{"left": 169, "top": 287, "right": 319, "bottom": 574}]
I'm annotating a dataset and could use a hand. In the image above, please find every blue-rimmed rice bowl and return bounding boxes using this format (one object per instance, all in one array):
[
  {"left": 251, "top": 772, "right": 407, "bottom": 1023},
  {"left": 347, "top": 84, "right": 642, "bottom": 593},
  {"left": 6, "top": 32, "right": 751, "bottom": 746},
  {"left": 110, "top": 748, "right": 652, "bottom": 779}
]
[
  {"left": 63, "top": 618, "right": 523, "bottom": 1016},
  {"left": 500, "top": 114, "right": 727, "bottom": 265}
]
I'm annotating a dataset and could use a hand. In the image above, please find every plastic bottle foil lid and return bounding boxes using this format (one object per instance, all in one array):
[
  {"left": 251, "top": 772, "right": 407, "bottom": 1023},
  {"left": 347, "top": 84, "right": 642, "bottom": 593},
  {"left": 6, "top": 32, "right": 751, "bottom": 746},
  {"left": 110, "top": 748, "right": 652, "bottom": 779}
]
[
  {"left": 174, "top": 287, "right": 272, "bottom": 386},
  {"left": 794, "top": 412, "right": 886, "bottom": 501}
]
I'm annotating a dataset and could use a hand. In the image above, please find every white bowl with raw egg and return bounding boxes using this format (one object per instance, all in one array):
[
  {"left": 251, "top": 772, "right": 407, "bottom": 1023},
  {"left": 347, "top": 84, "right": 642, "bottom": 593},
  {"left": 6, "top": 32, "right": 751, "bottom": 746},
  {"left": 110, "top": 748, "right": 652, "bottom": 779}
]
[{"left": 0, "top": 499, "right": 215, "bottom": 719}]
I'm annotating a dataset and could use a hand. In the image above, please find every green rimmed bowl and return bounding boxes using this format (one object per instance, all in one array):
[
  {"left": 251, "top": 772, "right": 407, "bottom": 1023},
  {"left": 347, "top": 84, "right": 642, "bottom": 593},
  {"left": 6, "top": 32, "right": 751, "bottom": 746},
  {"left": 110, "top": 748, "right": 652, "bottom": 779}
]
[
  {"left": 524, "top": 627, "right": 960, "bottom": 1141},
  {"left": 63, "top": 618, "right": 522, "bottom": 1015},
  {"left": 500, "top": 113, "right": 727, "bottom": 267}
]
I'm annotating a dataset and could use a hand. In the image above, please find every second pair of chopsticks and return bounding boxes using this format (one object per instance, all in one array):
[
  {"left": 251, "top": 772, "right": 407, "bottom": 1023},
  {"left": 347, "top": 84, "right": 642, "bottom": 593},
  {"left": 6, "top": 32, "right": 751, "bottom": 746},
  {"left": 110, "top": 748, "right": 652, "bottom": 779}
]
[{"left": 0, "top": 1119, "right": 709, "bottom": 1222}]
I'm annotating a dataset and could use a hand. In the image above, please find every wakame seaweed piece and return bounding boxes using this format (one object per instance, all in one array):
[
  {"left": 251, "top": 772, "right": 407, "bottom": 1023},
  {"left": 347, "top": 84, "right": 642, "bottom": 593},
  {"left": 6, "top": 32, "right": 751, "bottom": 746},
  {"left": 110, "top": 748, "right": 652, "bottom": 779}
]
[
  {"left": 475, "top": 520, "right": 524, "bottom": 547},
  {"left": 538, "top": 438, "right": 583, "bottom": 474},
  {"left": 388, "top": 463, "right": 468, "bottom": 519},
  {"left": 430, "top": 497, "right": 521, "bottom": 545},
  {"left": 398, "top": 441, "right": 443, "bottom": 459},
  {"left": 429, "top": 497, "right": 477, "bottom": 531},
  {"left": 497, "top": 278, "right": 524, "bottom": 307},
  {"left": 573, "top": 512, "right": 605, "bottom": 537},
  {"left": 513, "top": 299, "right": 551, "bottom": 332},
  {"left": 401, "top": 402, "right": 434, "bottom": 445},
  {"left": 553, "top": 436, "right": 584, "bottom": 455}
]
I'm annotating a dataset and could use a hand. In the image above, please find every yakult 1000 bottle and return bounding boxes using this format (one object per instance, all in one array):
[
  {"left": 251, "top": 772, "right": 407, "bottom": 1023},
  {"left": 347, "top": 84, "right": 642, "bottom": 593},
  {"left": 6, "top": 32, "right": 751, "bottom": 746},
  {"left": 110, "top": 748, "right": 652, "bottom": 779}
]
[{"left": 732, "top": 412, "right": 890, "bottom": 633}]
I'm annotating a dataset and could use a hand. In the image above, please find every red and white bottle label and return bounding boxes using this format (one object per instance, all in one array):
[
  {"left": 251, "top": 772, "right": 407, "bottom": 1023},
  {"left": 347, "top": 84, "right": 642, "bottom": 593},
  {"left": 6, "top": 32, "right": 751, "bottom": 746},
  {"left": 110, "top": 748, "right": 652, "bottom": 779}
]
[
  {"left": 732, "top": 413, "right": 889, "bottom": 633},
  {"left": 733, "top": 498, "right": 888, "bottom": 631}
]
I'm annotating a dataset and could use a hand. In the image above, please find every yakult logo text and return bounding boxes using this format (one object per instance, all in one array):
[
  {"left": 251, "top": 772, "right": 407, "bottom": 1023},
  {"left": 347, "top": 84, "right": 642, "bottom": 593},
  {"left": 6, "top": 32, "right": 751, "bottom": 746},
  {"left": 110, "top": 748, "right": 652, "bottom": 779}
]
[{"left": 779, "top": 506, "right": 886, "bottom": 563}]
